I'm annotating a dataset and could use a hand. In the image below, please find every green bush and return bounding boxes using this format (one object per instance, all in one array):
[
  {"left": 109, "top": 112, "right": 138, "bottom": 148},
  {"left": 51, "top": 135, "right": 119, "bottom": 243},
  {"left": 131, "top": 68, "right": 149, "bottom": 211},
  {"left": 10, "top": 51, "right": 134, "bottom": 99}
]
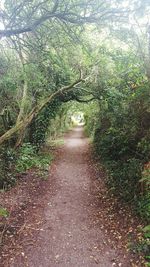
[
  {"left": 95, "top": 129, "right": 130, "bottom": 160},
  {"left": 138, "top": 195, "right": 150, "bottom": 220},
  {"left": 104, "top": 158, "right": 142, "bottom": 201},
  {"left": 16, "top": 143, "right": 53, "bottom": 173},
  {"left": 142, "top": 225, "right": 150, "bottom": 265},
  {"left": 137, "top": 164, "right": 150, "bottom": 220},
  {"left": 137, "top": 137, "right": 150, "bottom": 162},
  {"left": 93, "top": 84, "right": 150, "bottom": 206},
  {"left": 0, "top": 146, "right": 16, "bottom": 188},
  {"left": 15, "top": 143, "right": 36, "bottom": 172}
]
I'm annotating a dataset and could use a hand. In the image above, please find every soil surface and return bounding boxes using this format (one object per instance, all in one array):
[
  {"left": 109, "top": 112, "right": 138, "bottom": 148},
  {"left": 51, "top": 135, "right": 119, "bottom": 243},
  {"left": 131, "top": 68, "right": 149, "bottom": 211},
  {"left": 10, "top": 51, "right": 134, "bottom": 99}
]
[{"left": 0, "top": 127, "right": 145, "bottom": 267}]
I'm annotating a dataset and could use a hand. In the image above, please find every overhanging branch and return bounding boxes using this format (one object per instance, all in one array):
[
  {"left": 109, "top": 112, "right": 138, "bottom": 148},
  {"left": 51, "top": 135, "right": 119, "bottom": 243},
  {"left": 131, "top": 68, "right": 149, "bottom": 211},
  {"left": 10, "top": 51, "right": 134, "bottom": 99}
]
[
  {"left": 0, "top": 6, "right": 129, "bottom": 38},
  {"left": 0, "top": 72, "right": 84, "bottom": 145}
]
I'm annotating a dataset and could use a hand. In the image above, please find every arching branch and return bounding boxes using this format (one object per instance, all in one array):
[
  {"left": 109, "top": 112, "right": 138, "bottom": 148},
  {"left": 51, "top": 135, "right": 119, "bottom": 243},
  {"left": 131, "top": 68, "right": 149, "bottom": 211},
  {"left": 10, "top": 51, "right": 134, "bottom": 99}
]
[
  {"left": 0, "top": 72, "right": 84, "bottom": 145},
  {"left": 0, "top": 1, "right": 129, "bottom": 39}
]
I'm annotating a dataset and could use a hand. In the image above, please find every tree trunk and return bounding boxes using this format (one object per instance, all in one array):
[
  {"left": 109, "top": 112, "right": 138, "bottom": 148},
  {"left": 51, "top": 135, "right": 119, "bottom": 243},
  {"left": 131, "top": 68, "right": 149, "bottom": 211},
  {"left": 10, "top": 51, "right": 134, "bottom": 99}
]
[{"left": 0, "top": 74, "right": 84, "bottom": 146}]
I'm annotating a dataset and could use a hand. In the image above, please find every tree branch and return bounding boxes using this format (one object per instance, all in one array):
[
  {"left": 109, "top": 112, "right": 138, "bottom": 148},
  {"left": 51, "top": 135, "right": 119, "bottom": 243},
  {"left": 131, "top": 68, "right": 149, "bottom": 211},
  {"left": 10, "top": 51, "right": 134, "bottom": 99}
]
[
  {"left": 0, "top": 5, "right": 129, "bottom": 38},
  {"left": 0, "top": 72, "right": 84, "bottom": 145}
]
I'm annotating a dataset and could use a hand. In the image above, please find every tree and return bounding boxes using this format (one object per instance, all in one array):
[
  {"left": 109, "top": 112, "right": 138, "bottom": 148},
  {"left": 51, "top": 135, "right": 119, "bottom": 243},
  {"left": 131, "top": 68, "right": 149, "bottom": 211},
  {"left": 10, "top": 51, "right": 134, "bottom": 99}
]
[
  {"left": 0, "top": 0, "right": 149, "bottom": 148},
  {"left": 0, "top": 71, "right": 84, "bottom": 145},
  {"left": 0, "top": 0, "right": 129, "bottom": 38}
]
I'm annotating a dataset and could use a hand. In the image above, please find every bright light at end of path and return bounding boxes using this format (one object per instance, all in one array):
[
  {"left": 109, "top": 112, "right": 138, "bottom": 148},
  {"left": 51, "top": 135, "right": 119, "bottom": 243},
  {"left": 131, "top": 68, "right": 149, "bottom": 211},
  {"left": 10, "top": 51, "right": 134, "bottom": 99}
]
[{"left": 71, "top": 112, "right": 85, "bottom": 126}]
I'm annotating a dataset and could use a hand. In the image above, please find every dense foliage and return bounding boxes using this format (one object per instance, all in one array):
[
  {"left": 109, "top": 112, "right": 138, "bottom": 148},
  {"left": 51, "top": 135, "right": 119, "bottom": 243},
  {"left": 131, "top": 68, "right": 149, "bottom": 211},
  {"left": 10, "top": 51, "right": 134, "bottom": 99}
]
[{"left": 0, "top": 0, "right": 150, "bottom": 261}]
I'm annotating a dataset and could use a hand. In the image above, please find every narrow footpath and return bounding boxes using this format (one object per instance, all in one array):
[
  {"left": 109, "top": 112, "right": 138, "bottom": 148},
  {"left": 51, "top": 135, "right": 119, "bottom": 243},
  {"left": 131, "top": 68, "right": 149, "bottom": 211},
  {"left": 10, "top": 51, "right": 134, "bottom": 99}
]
[{"left": 1, "top": 127, "right": 144, "bottom": 267}]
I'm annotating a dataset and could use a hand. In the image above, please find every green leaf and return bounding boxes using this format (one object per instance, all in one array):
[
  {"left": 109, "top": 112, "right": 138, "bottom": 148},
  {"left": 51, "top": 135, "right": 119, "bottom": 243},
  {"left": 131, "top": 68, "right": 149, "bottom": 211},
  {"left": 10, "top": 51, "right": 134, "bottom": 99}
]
[
  {"left": 143, "top": 225, "right": 150, "bottom": 232},
  {"left": 0, "top": 208, "right": 9, "bottom": 217}
]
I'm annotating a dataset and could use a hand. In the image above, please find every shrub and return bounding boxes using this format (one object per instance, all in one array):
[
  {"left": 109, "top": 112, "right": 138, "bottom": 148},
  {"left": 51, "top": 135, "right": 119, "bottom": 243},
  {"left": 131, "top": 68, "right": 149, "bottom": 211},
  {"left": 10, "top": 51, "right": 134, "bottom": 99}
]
[
  {"left": 137, "top": 162, "right": 150, "bottom": 220},
  {"left": 0, "top": 146, "right": 16, "bottom": 189},
  {"left": 105, "top": 158, "right": 142, "bottom": 201},
  {"left": 15, "top": 143, "right": 53, "bottom": 173}
]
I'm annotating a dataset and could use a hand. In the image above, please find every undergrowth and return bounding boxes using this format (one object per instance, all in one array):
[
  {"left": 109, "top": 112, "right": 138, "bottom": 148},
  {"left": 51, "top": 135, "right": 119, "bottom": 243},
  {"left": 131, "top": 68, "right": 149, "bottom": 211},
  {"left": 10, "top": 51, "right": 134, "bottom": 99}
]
[
  {"left": 0, "top": 143, "right": 53, "bottom": 189},
  {"left": 15, "top": 143, "right": 53, "bottom": 173},
  {"left": 85, "top": 85, "right": 150, "bottom": 264}
]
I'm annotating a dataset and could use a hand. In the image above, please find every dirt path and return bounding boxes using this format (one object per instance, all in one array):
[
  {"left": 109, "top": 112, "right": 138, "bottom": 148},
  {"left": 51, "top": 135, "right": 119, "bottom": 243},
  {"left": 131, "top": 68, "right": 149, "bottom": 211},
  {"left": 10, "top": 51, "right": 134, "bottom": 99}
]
[{"left": 1, "top": 127, "right": 144, "bottom": 267}]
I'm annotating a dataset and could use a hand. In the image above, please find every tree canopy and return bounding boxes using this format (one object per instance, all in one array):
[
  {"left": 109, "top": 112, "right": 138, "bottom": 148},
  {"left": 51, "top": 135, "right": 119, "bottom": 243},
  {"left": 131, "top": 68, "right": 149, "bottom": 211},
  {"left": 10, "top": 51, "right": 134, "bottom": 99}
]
[{"left": 0, "top": 2, "right": 150, "bottom": 256}]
